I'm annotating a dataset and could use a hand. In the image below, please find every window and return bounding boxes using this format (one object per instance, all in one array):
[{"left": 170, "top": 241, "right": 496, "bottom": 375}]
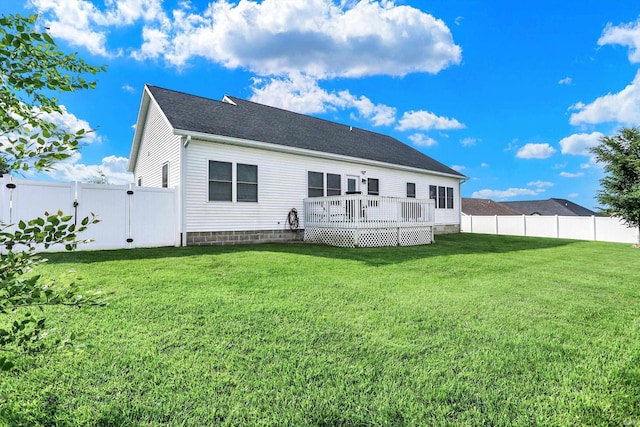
[
  {"left": 327, "top": 173, "right": 341, "bottom": 196},
  {"left": 368, "top": 178, "right": 379, "bottom": 195},
  {"left": 161, "top": 163, "right": 168, "bottom": 188},
  {"left": 308, "top": 171, "right": 324, "bottom": 197},
  {"left": 438, "top": 186, "right": 446, "bottom": 209},
  {"left": 209, "top": 160, "right": 232, "bottom": 201},
  {"left": 237, "top": 163, "right": 258, "bottom": 202},
  {"left": 407, "top": 182, "right": 416, "bottom": 198},
  {"left": 429, "top": 185, "right": 437, "bottom": 201},
  {"left": 446, "top": 187, "right": 454, "bottom": 209},
  {"left": 429, "top": 185, "right": 455, "bottom": 209}
]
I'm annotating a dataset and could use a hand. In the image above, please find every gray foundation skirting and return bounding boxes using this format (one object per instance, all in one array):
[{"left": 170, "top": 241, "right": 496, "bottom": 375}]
[{"left": 186, "top": 229, "right": 304, "bottom": 246}]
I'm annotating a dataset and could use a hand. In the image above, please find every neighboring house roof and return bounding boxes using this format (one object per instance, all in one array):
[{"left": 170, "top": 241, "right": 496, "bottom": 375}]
[
  {"left": 461, "top": 198, "right": 522, "bottom": 215},
  {"left": 130, "top": 84, "right": 465, "bottom": 178},
  {"left": 501, "top": 198, "right": 601, "bottom": 216}
]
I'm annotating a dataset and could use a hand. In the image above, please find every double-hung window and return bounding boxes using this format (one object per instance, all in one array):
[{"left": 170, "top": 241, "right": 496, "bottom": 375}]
[
  {"left": 237, "top": 163, "right": 258, "bottom": 202},
  {"left": 208, "top": 161, "right": 258, "bottom": 202},
  {"left": 429, "top": 185, "right": 454, "bottom": 209},
  {"left": 407, "top": 182, "right": 416, "bottom": 198},
  {"left": 327, "top": 173, "right": 341, "bottom": 196},
  {"left": 367, "top": 178, "right": 379, "bottom": 195},
  {"left": 161, "top": 163, "right": 168, "bottom": 188},
  {"left": 308, "top": 171, "right": 324, "bottom": 197},
  {"left": 209, "top": 161, "right": 233, "bottom": 201}
]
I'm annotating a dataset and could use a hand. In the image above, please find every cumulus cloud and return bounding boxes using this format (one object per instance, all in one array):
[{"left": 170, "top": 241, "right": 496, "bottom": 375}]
[
  {"left": 396, "top": 110, "right": 465, "bottom": 131},
  {"left": 559, "top": 132, "right": 604, "bottom": 155},
  {"left": 598, "top": 18, "right": 640, "bottom": 63},
  {"left": 460, "top": 137, "right": 478, "bottom": 147},
  {"left": 471, "top": 188, "right": 540, "bottom": 200},
  {"left": 451, "top": 165, "right": 466, "bottom": 172},
  {"left": 516, "top": 143, "right": 556, "bottom": 159},
  {"left": 569, "top": 70, "right": 640, "bottom": 126},
  {"left": 559, "top": 171, "right": 584, "bottom": 178},
  {"left": 528, "top": 180, "right": 554, "bottom": 189},
  {"left": 30, "top": 0, "right": 461, "bottom": 78},
  {"left": 249, "top": 73, "right": 396, "bottom": 126},
  {"left": 47, "top": 154, "right": 133, "bottom": 184},
  {"left": 558, "top": 77, "right": 572, "bottom": 85},
  {"left": 408, "top": 133, "right": 437, "bottom": 147}
]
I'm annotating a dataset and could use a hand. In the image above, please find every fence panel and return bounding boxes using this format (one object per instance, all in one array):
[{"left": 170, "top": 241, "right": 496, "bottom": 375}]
[
  {"left": 76, "top": 183, "right": 130, "bottom": 250},
  {"left": 130, "top": 186, "right": 179, "bottom": 248},
  {"left": 558, "top": 216, "right": 594, "bottom": 240},
  {"left": 1, "top": 176, "right": 179, "bottom": 252},
  {"left": 595, "top": 217, "right": 639, "bottom": 244},
  {"left": 2, "top": 177, "right": 76, "bottom": 252},
  {"left": 462, "top": 213, "right": 639, "bottom": 244}
]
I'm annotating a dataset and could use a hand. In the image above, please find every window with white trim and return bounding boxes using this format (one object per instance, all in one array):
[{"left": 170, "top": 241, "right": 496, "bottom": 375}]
[
  {"left": 237, "top": 163, "right": 258, "bottom": 202},
  {"left": 407, "top": 182, "right": 416, "bottom": 198},
  {"left": 429, "top": 185, "right": 454, "bottom": 209},
  {"left": 367, "top": 178, "right": 379, "bottom": 195},
  {"left": 209, "top": 161, "right": 232, "bottom": 201},
  {"left": 161, "top": 163, "right": 168, "bottom": 188}
]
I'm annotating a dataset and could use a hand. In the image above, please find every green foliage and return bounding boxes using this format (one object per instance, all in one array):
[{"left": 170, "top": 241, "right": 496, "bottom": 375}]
[
  {"left": 1, "top": 235, "right": 638, "bottom": 425},
  {"left": 0, "top": 13, "right": 106, "bottom": 370},
  {"left": 0, "top": 13, "right": 106, "bottom": 174},
  {"left": 591, "top": 128, "right": 640, "bottom": 233}
]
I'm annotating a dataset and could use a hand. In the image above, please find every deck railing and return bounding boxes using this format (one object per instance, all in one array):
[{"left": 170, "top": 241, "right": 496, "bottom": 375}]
[{"left": 303, "top": 195, "right": 435, "bottom": 247}]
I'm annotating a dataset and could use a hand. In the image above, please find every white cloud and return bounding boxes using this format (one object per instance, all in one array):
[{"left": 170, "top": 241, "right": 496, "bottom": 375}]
[
  {"left": 560, "top": 171, "right": 584, "bottom": 178},
  {"left": 558, "top": 77, "right": 572, "bottom": 85},
  {"left": 569, "top": 70, "right": 640, "bottom": 126},
  {"left": 31, "top": 0, "right": 461, "bottom": 78},
  {"left": 568, "top": 192, "right": 579, "bottom": 198},
  {"left": 480, "top": 162, "right": 489, "bottom": 167},
  {"left": 471, "top": 188, "right": 540, "bottom": 200},
  {"left": 598, "top": 18, "right": 640, "bottom": 63},
  {"left": 516, "top": 143, "right": 556, "bottom": 159},
  {"left": 396, "top": 110, "right": 465, "bottom": 131},
  {"left": 408, "top": 133, "right": 437, "bottom": 147},
  {"left": 122, "top": 84, "right": 136, "bottom": 93},
  {"left": 47, "top": 154, "right": 133, "bottom": 184},
  {"left": 451, "top": 165, "right": 466, "bottom": 172},
  {"left": 460, "top": 137, "right": 478, "bottom": 147},
  {"left": 528, "top": 180, "right": 554, "bottom": 188},
  {"left": 559, "top": 131, "right": 604, "bottom": 155},
  {"left": 249, "top": 73, "right": 396, "bottom": 126}
]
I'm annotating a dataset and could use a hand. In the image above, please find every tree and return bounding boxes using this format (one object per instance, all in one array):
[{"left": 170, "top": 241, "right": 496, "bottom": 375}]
[
  {"left": 590, "top": 127, "right": 640, "bottom": 245},
  {"left": 0, "top": 14, "right": 107, "bottom": 370}
]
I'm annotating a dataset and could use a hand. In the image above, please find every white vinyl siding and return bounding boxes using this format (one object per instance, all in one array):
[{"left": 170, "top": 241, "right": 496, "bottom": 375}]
[
  {"left": 184, "top": 139, "right": 462, "bottom": 232},
  {"left": 132, "top": 101, "right": 181, "bottom": 188}
]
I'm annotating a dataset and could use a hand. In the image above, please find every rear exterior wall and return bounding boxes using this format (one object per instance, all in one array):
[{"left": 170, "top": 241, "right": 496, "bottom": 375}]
[{"left": 184, "top": 139, "right": 462, "bottom": 236}]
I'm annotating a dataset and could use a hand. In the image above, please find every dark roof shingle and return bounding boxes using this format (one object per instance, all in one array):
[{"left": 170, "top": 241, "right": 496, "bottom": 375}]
[
  {"left": 462, "top": 198, "right": 522, "bottom": 215},
  {"left": 146, "top": 85, "right": 464, "bottom": 177},
  {"left": 500, "top": 198, "right": 601, "bottom": 216}
]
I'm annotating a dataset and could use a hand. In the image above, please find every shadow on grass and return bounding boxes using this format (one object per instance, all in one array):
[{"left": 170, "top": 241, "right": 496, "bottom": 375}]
[{"left": 43, "top": 233, "right": 580, "bottom": 267}]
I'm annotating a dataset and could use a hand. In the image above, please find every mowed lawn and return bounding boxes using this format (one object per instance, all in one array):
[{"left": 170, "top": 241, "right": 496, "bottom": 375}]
[{"left": 1, "top": 234, "right": 639, "bottom": 426}]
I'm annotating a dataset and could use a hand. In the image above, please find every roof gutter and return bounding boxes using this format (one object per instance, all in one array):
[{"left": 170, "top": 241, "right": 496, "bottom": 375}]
[{"left": 173, "top": 129, "right": 468, "bottom": 181}]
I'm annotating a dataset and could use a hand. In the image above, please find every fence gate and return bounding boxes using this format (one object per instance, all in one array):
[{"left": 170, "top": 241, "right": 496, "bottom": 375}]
[{"left": 0, "top": 175, "right": 179, "bottom": 252}]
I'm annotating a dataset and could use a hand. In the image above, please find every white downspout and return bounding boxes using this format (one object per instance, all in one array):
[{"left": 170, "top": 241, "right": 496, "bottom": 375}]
[{"left": 179, "top": 135, "right": 191, "bottom": 246}]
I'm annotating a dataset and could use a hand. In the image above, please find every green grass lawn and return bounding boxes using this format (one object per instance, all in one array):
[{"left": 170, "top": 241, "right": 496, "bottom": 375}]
[{"left": 1, "top": 234, "right": 639, "bottom": 426}]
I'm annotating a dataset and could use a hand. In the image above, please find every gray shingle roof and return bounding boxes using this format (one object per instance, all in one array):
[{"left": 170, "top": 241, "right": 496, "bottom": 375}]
[
  {"left": 146, "top": 85, "right": 464, "bottom": 178},
  {"left": 462, "top": 198, "right": 522, "bottom": 215},
  {"left": 501, "top": 198, "right": 601, "bottom": 216}
]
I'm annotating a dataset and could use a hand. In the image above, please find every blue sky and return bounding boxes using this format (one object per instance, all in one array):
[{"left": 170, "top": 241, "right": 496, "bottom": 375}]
[{"left": 3, "top": 0, "right": 640, "bottom": 210}]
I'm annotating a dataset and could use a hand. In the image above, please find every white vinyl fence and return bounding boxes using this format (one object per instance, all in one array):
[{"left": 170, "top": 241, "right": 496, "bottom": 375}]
[
  {"left": 461, "top": 214, "right": 639, "bottom": 244},
  {"left": 0, "top": 175, "right": 179, "bottom": 252}
]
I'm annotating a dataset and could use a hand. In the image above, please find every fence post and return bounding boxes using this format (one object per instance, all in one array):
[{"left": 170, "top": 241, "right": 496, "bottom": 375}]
[
  {"left": 522, "top": 214, "right": 527, "bottom": 237},
  {"left": 555, "top": 214, "right": 559, "bottom": 238},
  {"left": 495, "top": 215, "right": 499, "bottom": 235},
  {"left": 592, "top": 215, "right": 596, "bottom": 241}
]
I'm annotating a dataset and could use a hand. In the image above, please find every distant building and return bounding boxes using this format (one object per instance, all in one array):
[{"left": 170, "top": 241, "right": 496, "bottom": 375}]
[
  {"left": 461, "top": 198, "right": 522, "bottom": 216},
  {"left": 462, "top": 197, "right": 603, "bottom": 217}
]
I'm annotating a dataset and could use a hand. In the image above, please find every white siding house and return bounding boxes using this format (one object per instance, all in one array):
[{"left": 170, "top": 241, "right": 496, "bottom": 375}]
[{"left": 128, "top": 85, "right": 467, "bottom": 246}]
